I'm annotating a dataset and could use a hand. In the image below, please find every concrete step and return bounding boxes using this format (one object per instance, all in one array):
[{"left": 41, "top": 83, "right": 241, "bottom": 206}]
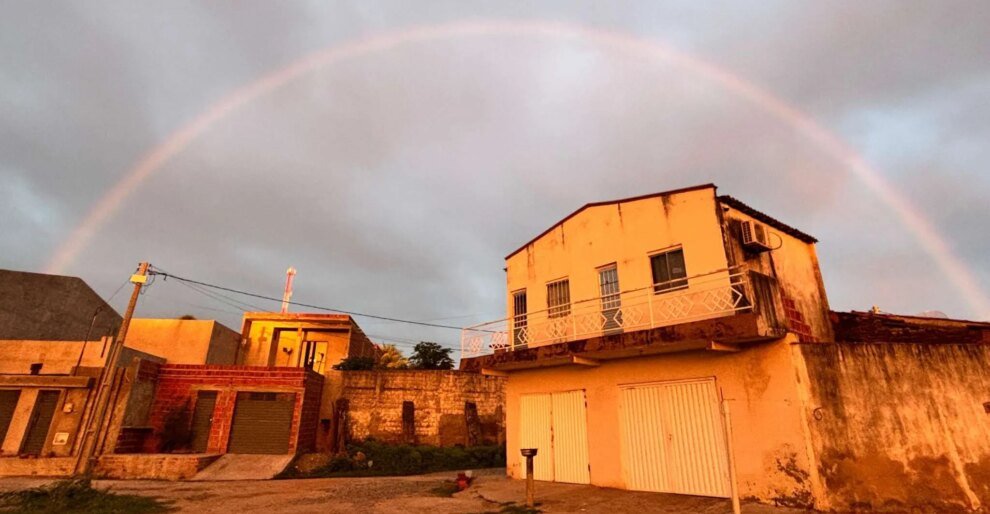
[{"left": 190, "top": 454, "right": 294, "bottom": 481}]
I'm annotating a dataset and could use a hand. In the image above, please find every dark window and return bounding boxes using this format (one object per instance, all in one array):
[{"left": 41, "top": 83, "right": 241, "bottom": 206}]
[
  {"left": 650, "top": 248, "right": 688, "bottom": 293},
  {"left": 547, "top": 279, "right": 571, "bottom": 318},
  {"left": 512, "top": 290, "right": 528, "bottom": 347}
]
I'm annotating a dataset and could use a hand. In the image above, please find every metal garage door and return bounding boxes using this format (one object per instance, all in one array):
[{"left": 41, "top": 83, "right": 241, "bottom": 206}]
[
  {"left": 227, "top": 392, "right": 294, "bottom": 454},
  {"left": 619, "top": 379, "right": 730, "bottom": 498},
  {"left": 519, "top": 390, "right": 590, "bottom": 484},
  {"left": 0, "top": 390, "right": 20, "bottom": 445},
  {"left": 21, "top": 390, "right": 60, "bottom": 455}
]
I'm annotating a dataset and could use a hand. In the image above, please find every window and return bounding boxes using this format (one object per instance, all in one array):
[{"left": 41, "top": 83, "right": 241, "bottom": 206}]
[
  {"left": 650, "top": 248, "right": 688, "bottom": 293},
  {"left": 512, "top": 290, "right": 528, "bottom": 346},
  {"left": 546, "top": 279, "right": 571, "bottom": 318},
  {"left": 598, "top": 265, "right": 621, "bottom": 310}
]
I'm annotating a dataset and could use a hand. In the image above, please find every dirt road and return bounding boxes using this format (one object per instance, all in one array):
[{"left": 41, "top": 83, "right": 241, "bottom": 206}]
[{"left": 0, "top": 469, "right": 812, "bottom": 513}]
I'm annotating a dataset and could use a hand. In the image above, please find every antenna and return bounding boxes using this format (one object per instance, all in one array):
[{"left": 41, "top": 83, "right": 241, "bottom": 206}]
[{"left": 281, "top": 267, "right": 297, "bottom": 314}]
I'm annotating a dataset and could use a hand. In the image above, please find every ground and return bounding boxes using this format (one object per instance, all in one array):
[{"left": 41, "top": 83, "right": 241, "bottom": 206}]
[{"left": 0, "top": 469, "right": 812, "bottom": 513}]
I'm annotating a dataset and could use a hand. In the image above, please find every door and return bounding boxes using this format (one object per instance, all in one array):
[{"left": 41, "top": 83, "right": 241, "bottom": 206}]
[
  {"left": 619, "top": 379, "right": 730, "bottom": 498},
  {"left": 598, "top": 265, "right": 622, "bottom": 334},
  {"left": 20, "top": 390, "right": 60, "bottom": 455},
  {"left": 227, "top": 392, "right": 295, "bottom": 454},
  {"left": 519, "top": 390, "right": 590, "bottom": 484},
  {"left": 190, "top": 391, "right": 217, "bottom": 453},
  {"left": 0, "top": 390, "right": 20, "bottom": 445}
]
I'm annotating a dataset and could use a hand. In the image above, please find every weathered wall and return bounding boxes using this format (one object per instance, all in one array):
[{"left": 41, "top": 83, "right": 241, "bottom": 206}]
[
  {"left": 94, "top": 454, "right": 220, "bottom": 480},
  {"left": 0, "top": 456, "right": 75, "bottom": 477},
  {"left": 504, "top": 337, "right": 817, "bottom": 507},
  {"left": 336, "top": 370, "right": 505, "bottom": 447},
  {"left": 145, "top": 365, "right": 324, "bottom": 454},
  {"left": 794, "top": 342, "right": 990, "bottom": 512},
  {"left": 0, "top": 269, "right": 121, "bottom": 342},
  {"left": 0, "top": 339, "right": 112, "bottom": 374},
  {"left": 505, "top": 186, "right": 731, "bottom": 348},
  {"left": 719, "top": 200, "right": 831, "bottom": 342}
]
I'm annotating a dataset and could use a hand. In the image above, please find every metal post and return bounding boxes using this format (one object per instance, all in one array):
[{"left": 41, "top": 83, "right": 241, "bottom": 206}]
[{"left": 521, "top": 448, "right": 538, "bottom": 507}]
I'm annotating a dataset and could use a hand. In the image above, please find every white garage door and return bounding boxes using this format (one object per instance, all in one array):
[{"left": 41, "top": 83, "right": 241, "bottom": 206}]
[
  {"left": 619, "top": 378, "right": 730, "bottom": 498},
  {"left": 520, "top": 390, "right": 590, "bottom": 484}
]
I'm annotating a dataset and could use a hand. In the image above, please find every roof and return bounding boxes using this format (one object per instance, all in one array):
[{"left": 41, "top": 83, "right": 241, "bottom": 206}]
[
  {"left": 505, "top": 183, "right": 717, "bottom": 260},
  {"left": 717, "top": 195, "right": 818, "bottom": 244},
  {"left": 0, "top": 269, "right": 122, "bottom": 341},
  {"left": 239, "top": 312, "right": 357, "bottom": 337}
]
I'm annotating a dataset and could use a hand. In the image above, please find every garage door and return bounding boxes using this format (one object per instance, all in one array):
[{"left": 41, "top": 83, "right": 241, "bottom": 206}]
[
  {"left": 227, "top": 392, "right": 295, "bottom": 454},
  {"left": 21, "top": 390, "right": 60, "bottom": 455},
  {"left": 619, "top": 379, "right": 730, "bottom": 498},
  {"left": 0, "top": 390, "right": 20, "bottom": 445},
  {"left": 519, "top": 390, "right": 590, "bottom": 484}
]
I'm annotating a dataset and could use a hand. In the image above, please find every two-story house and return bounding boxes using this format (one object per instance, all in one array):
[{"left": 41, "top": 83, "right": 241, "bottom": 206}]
[{"left": 460, "top": 184, "right": 833, "bottom": 503}]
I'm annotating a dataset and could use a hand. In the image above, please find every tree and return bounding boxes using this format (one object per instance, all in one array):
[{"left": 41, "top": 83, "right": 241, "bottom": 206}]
[
  {"left": 376, "top": 344, "right": 408, "bottom": 369},
  {"left": 408, "top": 342, "right": 454, "bottom": 370},
  {"left": 332, "top": 356, "right": 375, "bottom": 371}
]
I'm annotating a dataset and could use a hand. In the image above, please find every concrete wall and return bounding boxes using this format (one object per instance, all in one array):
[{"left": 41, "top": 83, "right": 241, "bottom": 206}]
[
  {"left": 794, "top": 342, "right": 990, "bottom": 512},
  {"left": 0, "top": 339, "right": 113, "bottom": 374},
  {"left": 127, "top": 319, "right": 239, "bottom": 365},
  {"left": 144, "top": 365, "right": 324, "bottom": 454},
  {"left": 504, "top": 337, "right": 816, "bottom": 507},
  {"left": 334, "top": 370, "right": 505, "bottom": 447},
  {"left": 505, "top": 186, "right": 731, "bottom": 347}
]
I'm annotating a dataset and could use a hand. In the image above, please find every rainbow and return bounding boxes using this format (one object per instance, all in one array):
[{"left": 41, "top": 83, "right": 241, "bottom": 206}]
[{"left": 45, "top": 20, "right": 990, "bottom": 319}]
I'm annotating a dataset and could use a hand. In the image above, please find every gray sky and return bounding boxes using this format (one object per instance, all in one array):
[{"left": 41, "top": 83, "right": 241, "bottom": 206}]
[{"left": 2, "top": 1, "right": 989, "bottom": 355}]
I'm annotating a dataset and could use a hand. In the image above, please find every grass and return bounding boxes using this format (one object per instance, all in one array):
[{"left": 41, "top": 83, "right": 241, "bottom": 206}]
[{"left": 0, "top": 478, "right": 171, "bottom": 514}]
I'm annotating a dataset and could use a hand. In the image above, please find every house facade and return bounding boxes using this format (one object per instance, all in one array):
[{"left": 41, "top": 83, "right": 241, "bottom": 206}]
[{"left": 460, "top": 184, "right": 990, "bottom": 512}]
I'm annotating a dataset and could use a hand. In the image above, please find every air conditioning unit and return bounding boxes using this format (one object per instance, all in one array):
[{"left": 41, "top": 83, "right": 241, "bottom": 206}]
[{"left": 740, "top": 220, "right": 772, "bottom": 252}]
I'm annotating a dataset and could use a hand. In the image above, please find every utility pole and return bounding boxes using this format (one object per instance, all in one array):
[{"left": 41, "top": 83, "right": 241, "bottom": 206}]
[{"left": 74, "top": 262, "right": 149, "bottom": 475}]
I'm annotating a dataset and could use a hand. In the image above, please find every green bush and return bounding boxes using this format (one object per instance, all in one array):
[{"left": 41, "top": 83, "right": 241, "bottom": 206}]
[{"left": 286, "top": 441, "right": 506, "bottom": 478}]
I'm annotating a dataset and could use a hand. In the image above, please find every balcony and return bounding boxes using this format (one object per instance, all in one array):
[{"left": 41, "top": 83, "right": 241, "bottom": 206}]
[{"left": 461, "top": 269, "right": 783, "bottom": 360}]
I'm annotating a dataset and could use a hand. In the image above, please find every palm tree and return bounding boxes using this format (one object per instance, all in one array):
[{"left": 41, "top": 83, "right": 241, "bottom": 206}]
[{"left": 376, "top": 343, "right": 409, "bottom": 369}]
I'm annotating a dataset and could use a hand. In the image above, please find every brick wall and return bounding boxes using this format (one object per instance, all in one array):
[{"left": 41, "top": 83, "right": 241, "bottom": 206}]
[
  {"left": 337, "top": 370, "right": 505, "bottom": 447},
  {"left": 144, "top": 365, "right": 324, "bottom": 454}
]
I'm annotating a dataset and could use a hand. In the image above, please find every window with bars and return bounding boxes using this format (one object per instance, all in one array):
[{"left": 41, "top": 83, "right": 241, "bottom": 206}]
[
  {"left": 512, "top": 290, "right": 528, "bottom": 346},
  {"left": 650, "top": 248, "right": 688, "bottom": 293},
  {"left": 546, "top": 279, "right": 571, "bottom": 318},
  {"left": 598, "top": 265, "right": 621, "bottom": 310}
]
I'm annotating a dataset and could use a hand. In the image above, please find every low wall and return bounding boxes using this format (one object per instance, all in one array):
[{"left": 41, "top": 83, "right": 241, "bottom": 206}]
[
  {"left": 95, "top": 454, "right": 220, "bottom": 480},
  {"left": 796, "top": 342, "right": 990, "bottom": 512},
  {"left": 0, "top": 457, "right": 75, "bottom": 477},
  {"left": 335, "top": 370, "right": 505, "bottom": 447}
]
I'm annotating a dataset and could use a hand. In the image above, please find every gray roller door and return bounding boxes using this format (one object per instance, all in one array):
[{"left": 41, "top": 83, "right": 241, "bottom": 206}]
[
  {"left": 227, "top": 392, "right": 294, "bottom": 454},
  {"left": 0, "top": 390, "right": 20, "bottom": 444},
  {"left": 21, "top": 390, "right": 60, "bottom": 455}
]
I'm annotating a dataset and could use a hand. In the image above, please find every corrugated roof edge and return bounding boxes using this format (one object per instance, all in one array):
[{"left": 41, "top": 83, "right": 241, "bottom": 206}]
[
  {"left": 717, "top": 195, "right": 818, "bottom": 244},
  {"left": 504, "top": 183, "right": 717, "bottom": 260}
]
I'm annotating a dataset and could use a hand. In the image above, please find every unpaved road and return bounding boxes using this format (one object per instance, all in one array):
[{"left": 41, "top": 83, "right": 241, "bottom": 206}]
[{"left": 0, "top": 469, "right": 812, "bottom": 513}]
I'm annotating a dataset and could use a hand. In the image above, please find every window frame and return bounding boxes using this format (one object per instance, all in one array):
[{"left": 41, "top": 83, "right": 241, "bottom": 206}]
[
  {"left": 546, "top": 278, "right": 571, "bottom": 318},
  {"left": 649, "top": 247, "right": 689, "bottom": 294}
]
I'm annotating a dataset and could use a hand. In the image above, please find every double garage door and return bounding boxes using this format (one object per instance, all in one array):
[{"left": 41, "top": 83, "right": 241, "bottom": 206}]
[
  {"left": 519, "top": 390, "right": 591, "bottom": 484},
  {"left": 520, "top": 379, "right": 730, "bottom": 498},
  {"left": 620, "top": 379, "right": 731, "bottom": 498}
]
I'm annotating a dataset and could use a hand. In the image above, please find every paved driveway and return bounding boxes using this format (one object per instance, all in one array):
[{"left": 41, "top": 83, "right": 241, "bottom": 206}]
[{"left": 0, "top": 469, "right": 811, "bottom": 513}]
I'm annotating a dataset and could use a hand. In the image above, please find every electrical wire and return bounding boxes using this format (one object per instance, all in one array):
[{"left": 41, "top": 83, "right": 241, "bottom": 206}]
[{"left": 147, "top": 266, "right": 483, "bottom": 332}]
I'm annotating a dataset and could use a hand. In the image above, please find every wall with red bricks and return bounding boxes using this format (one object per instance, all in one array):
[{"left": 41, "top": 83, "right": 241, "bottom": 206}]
[{"left": 143, "top": 365, "right": 323, "bottom": 454}]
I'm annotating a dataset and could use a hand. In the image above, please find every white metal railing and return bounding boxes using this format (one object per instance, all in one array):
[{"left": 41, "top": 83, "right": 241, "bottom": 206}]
[{"left": 461, "top": 269, "right": 757, "bottom": 359}]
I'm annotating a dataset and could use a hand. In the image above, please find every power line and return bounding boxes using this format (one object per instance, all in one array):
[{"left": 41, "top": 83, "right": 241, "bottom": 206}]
[{"left": 147, "top": 267, "right": 483, "bottom": 332}]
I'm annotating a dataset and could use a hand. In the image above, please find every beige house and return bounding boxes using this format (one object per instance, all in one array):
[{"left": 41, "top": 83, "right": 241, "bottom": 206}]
[
  {"left": 238, "top": 312, "right": 377, "bottom": 374},
  {"left": 460, "top": 184, "right": 990, "bottom": 512}
]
